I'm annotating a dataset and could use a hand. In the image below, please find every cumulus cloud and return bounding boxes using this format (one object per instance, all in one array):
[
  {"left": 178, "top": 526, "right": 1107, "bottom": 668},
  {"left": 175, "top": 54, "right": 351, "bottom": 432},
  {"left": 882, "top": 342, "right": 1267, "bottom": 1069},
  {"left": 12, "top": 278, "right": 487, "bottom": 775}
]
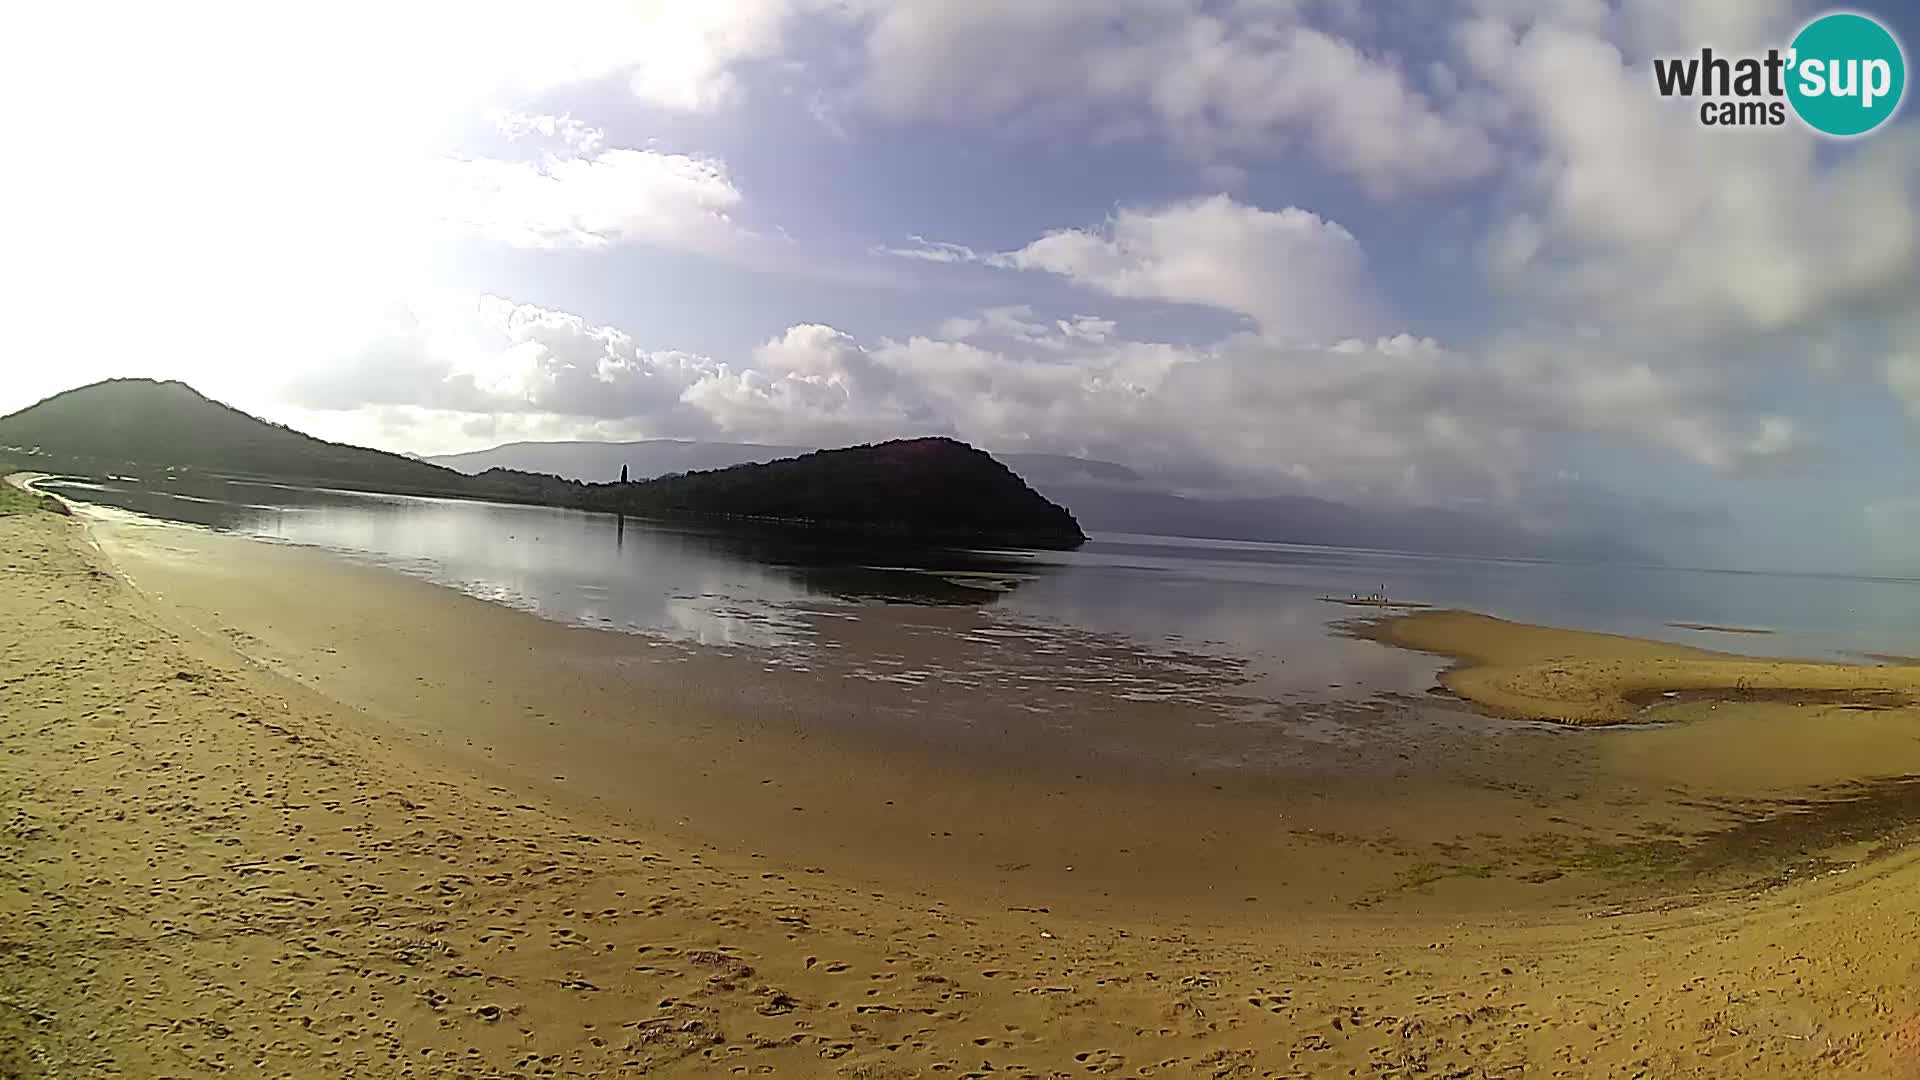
[
  {"left": 882, "top": 195, "right": 1381, "bottom": 341},
  {"left": 428, "top": 148, "right": 758, "bottom": 255},
  {"left": 285, "top": 296, "right": 721, "bottom": 433},
  {"left": 712, "top": 323, "right": 1801, "bottom": 497},
  {"left": 438, "top": 0, "right": 797, "bottom": 111},
  {"left": 1480, "top": 332, "right": 1812, "bottom": 473},
  {"left": 288, "top": 294, "right": 1807, "bottom": 502},
  {"left": 27, "top": 0, "right": 1910, "bottom": 548},
  {"left": 887, "top": 196, "right": 1381, "bottom": 342},
  {"left": 493, "top": 111, "right": 606, "bottom": 154},
  {"left": 935, "top": 306, "right": 1116, "bottom": 349},
  {"left": 681, "top": 325, "right": 939, "bottom": 444},
  {"left": 997, "top": 196, "right": 1380, "bottom": 342},
  {"left": 467, "top": 297, "right": 720, "bottom": 420},
  {"left": 613, "top": 0, "right": 795, "bottom": 111},
  {"left": 847, "top": 1, "right": 1495, "bottom": 195},
  {"left": 1462, "top": 6, "right": 1920, "bottom": 347}
]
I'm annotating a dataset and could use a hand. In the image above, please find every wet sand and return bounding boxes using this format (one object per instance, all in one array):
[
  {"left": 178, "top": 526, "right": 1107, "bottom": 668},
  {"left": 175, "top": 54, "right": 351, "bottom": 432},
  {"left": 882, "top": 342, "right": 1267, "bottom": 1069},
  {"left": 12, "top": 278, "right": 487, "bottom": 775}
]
[
  {"left": 6, "top": 505, "right": 1920, "bottom": 1075},
  {"left": 77, "top": 512, "right": 1602, "bottom": 915},
  {"left": 78, "top": 511, "right": 1920, "bottom": 916}
]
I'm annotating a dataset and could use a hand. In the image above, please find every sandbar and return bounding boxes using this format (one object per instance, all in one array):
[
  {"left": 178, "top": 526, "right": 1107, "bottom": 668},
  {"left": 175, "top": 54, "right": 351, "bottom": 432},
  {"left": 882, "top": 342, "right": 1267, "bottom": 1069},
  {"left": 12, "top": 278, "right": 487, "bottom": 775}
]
[{"left": 1359, "top": 608, "right": 1920, "bottom": 725}]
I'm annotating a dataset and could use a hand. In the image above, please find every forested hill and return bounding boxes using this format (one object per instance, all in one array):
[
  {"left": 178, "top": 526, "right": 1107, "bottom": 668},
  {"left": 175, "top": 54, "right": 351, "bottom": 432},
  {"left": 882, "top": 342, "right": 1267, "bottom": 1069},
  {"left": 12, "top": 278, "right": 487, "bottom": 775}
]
[
  {"left": 0, "top": 379, "right": 467, "bottom": 493},
  {"left": 467, "top": 439, "right": 1085, "bottom": 548},
  {"left": 604, "top": 439, "right": 1083, "bottom": 547},
  {"left": 0, "top": 379, "right": 1086, "bottom": 549}
]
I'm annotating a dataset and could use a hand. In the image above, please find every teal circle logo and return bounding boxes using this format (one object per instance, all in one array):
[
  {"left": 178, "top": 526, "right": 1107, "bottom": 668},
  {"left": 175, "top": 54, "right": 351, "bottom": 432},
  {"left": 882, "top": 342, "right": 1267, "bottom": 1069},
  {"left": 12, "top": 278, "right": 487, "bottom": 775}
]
[{"left": 1787, "top": 12, "right": 1906, "bottom": 136}]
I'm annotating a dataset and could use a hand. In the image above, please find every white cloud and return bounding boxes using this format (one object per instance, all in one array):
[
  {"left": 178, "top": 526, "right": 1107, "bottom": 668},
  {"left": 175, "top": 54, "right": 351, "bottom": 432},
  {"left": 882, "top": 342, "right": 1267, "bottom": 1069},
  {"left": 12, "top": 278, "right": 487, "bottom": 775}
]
[
  {"left": 935, "top": 306, "right": 1116, "bottom": 349},
  {"left": 468, "top": 297, "right": 720, "bottom": 419},
  {"left": 998, "top": 195, "right": 1379, "bottom": 341},
  {"left": 426, "top": 0, "right": 797, "bottom": 111},
  {"left": 493, "top": 111, "right": 606, "bottom": 154},
  {"left": 0, "top": 0, "right": 806, "bottom": 406},
  {"left": 613, "top": 0, "right": 795, "bottom": 111},
  {"left": 1614, "top": 0, "right": 1793, "bottom": 56},
  {"left": 848, "top": 1, "right": 1495, "bottom": 195},
  {"left": 681, "top": 324, "right": 935, "bottom": 442},
  {"left": 286, "top": 294, "right": 1806, "bottom": 501},
  {"left": 1482, "top": 333, "right": 1811, "bottom": 473},
  {"left": 285, "top": 295, "right": 721, "bottom": 432},
  {"left": 429, "top": 148, "right": 757, "bottom": 255},
  {"left": 1059, "top": 315, "right": 1117, "bottom": 344},
  {"left": 1462, "top": 7, "right": 1920, "bottom": 346},
  {"left": 12, "top": 0, "right": 1906, "bottom": 545},
  {"left": 875, "top": 236, "right": 986, "bottom": 263},
  {"left": 1437, "top": 3, "right": 1920, "bottom": 439}
]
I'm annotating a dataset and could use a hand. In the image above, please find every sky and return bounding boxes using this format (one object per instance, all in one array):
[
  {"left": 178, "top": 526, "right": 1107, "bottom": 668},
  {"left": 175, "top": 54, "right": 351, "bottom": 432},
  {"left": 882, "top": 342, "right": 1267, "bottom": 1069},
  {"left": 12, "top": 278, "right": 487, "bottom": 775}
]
[{"left": 0, "top": 0, "right": 1916, "bottom": 574}]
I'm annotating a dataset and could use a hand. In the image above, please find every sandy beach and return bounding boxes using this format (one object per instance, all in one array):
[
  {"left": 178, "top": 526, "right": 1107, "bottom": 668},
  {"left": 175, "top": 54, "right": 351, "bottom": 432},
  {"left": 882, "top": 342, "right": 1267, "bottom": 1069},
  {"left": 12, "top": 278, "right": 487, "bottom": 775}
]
[{"left": 6, "top": 504, "right": 1920, "bottom": 1077}]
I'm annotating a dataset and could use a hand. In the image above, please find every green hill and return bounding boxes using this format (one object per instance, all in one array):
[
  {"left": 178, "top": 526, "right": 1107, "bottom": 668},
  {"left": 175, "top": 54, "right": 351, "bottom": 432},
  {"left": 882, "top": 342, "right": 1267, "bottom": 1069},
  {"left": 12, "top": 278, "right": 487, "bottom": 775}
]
[
  {"left": 0, "top": 379, "right": 1085, "bottom": 548},
  {"left": 0, "top": 379, "right": 466, "bottom": 493},
  {"left": 591, "top": 439, "right": 1084, "bottom": 547}
]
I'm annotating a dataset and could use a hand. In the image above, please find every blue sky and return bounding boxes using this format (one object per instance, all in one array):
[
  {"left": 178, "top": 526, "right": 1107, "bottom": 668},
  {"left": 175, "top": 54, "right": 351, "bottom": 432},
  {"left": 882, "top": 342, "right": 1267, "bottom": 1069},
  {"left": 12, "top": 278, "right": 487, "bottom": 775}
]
[{"left": 1, "top": 0, "right": 1916, "bottom": 573}]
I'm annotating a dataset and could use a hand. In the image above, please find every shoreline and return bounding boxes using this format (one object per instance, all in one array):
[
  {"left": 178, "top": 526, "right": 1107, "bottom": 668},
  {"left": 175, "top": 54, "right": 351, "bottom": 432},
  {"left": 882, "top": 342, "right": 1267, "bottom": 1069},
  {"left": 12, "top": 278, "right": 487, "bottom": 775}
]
[
  {"left": 76, "top": 507, "right": 1600, "bottom": 918},
  {"left": 6, "top": 509, "right": 1920, "bottom": 1074},
  {"left": 78, "top": 505, "right": 1920, "bottom": 922},
  {"left": 60, "top": 501, "right": 1920, "bottom": 914}
]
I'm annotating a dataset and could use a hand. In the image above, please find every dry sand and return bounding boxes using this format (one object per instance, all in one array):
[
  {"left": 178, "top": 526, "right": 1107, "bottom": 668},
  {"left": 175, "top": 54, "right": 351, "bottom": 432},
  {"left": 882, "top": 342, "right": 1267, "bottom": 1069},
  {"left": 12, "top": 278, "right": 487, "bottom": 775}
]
[{"left": 5, "top": 507, "right": 1920, "bottom": 1077}]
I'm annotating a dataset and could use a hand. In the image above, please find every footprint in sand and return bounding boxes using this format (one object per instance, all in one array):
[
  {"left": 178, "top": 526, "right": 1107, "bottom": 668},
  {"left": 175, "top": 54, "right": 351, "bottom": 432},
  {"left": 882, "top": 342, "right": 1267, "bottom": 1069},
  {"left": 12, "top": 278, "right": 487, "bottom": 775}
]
[
  {"left": 1246, "top": 989, "right": 1294, "bottom": 1013},
  {"left": 1073, "top": 1047, "right": 1127, "bottom": 1073}
]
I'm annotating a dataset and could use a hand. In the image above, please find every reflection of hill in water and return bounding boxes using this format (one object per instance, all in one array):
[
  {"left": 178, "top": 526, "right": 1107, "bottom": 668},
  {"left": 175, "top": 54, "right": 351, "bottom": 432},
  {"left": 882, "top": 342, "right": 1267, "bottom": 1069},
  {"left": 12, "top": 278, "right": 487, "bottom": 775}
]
[
  {"left": 43, "top": 474, "right": 1051, "bottom": 609},
  {"left": 54, "top": 472, "right": 1920, "bottom": 704},
  {"left": 657, "top": 522, "right": 1043, "bottom": 606}
]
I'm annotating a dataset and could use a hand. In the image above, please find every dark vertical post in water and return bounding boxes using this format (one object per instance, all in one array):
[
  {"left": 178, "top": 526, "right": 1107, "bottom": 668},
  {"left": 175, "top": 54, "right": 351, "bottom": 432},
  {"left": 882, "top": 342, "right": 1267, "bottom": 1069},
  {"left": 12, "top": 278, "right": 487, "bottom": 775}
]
[{"left": 618, "top": 465, "right": 629, "bottom": 549}]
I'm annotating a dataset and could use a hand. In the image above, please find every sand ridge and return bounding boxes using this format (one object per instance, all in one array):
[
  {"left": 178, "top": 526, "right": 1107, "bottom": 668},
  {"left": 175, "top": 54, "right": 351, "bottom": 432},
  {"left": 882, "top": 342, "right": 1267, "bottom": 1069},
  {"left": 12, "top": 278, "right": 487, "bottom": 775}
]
[
  {"left": 1360, "top": 609, "right": 1920, "bottom": 726},
  {"left": 4, "top": 512, "right": 1920, "bottom": 1077}
]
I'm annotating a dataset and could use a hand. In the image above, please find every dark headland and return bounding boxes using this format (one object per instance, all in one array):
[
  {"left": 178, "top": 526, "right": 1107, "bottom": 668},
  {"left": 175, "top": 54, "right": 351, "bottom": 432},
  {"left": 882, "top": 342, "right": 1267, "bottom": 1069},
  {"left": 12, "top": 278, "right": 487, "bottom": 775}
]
[{"left": 0, "top": 378, "right": 1086, "bottom": 549}]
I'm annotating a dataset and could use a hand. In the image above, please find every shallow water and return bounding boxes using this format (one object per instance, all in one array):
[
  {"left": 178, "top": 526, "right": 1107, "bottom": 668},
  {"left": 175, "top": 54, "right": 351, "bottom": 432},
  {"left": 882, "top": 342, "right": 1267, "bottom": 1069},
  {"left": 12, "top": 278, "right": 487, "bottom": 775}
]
[
  {"left": 43, "top": 474, "right": 1920, "bottom": 680},
  {"left": 57, "top": 474, "right": 1920, "bottom": 911}
]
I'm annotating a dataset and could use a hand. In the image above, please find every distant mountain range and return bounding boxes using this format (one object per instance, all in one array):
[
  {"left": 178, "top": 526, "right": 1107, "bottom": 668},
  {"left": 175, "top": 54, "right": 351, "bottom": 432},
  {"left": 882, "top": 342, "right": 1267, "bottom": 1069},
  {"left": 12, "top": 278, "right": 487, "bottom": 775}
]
[
  {"left": 432, "top": 439, "right": 1641, "bottom": 562},
  {"left": 0, "top": 380, "right": 1085, "bottom": 549}
]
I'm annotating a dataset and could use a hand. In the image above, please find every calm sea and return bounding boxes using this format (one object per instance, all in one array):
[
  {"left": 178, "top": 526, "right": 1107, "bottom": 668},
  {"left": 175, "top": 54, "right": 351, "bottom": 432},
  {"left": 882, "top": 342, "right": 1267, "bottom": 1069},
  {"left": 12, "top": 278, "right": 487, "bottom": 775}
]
[{"left": 41, "top": 475, "right": 1920, "bottom": 704}]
